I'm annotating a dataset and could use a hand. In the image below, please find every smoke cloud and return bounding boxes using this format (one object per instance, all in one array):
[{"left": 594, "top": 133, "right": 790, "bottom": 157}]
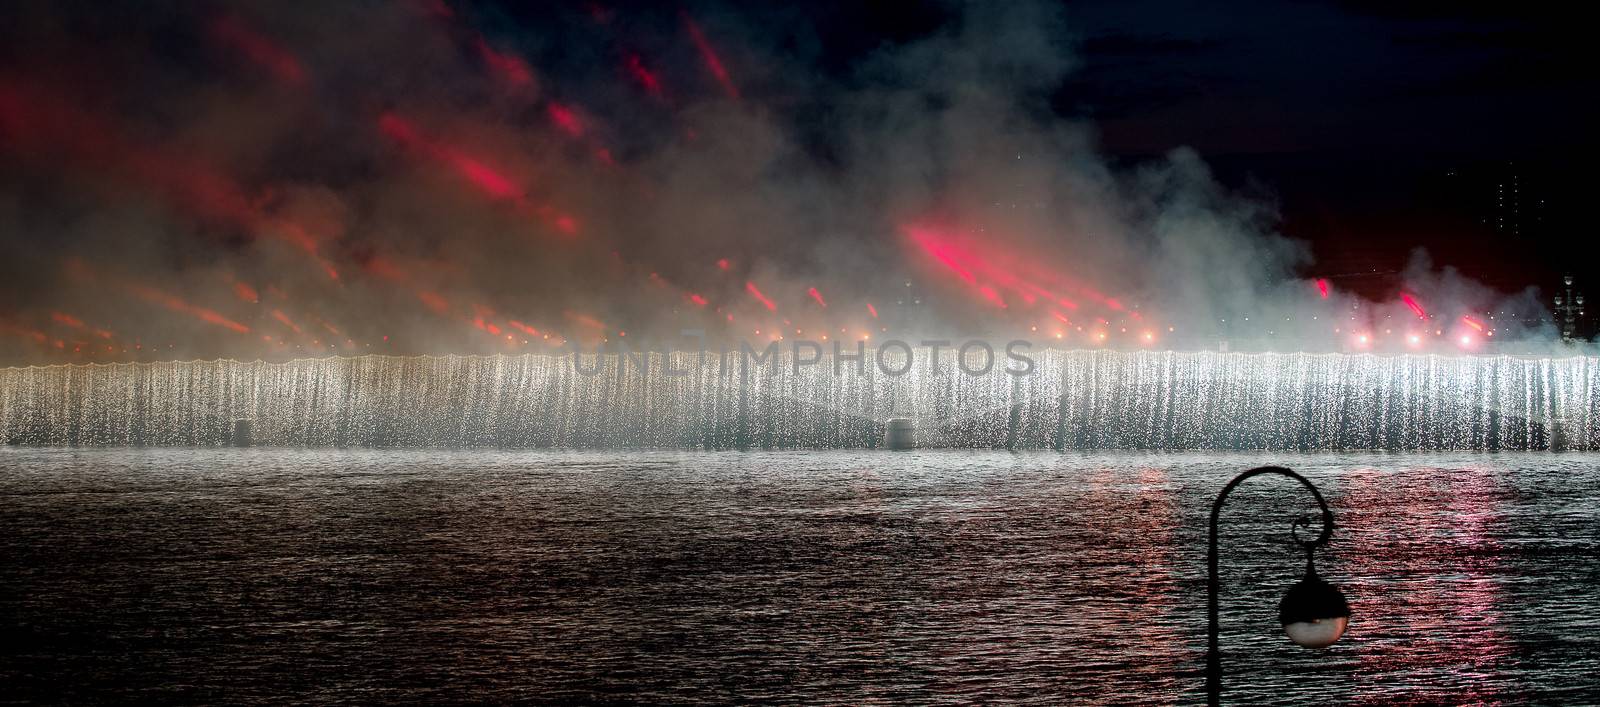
[{"left": 0, "top": 0, "right": 1555, "bottom": 364}]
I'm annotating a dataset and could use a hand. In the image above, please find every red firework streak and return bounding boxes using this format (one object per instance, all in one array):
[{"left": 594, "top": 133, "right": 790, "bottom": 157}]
[
  {"left": 904, "top": 223, "right": 1137, "bottom": 316},
  {"left": 50, "top": 312, "right": 84, "bottom": 329},
  {"left": 905, "top": 226, "right": 1002, "bottom": 307},
  {"left": 469, "top": 303, "right": 504, "bottom": 337},
  {"left": 547, "top": 103, "right": 585, "bottom": 138},
  {"left": 939, "top": 226, "right": 1119, "bottom": 311},
  {"left": 128, "top": 284, "right": 251, "bottom": 334},
  {"left": 0, "top": 79, "right": 339, "bottom": 279},
  {"left": 378, "top": 113, "right": 580, "bottom": 236},
  {"left": 625, "top": 54, "right": 666, "bottom": 101},
  {"left": 746, "top": 281, "right": 777, "bottom": 311},
  {"left": 61, "top": 259, "right": 250, "bottom": 335},
  {"left": 270, "top": 309, "right": 303, "bottom": 336},
  {"left": 866, "top": 303, "right": 878, "bottom": 318},
  {"left": 544, "top": 100, "right": 620, "bottom": 168},
  {"left": 682, "top": 13, "right": 740, "bottom": 99},
  {"left": 906, "top": 226, "right": 977, "bottom": 285},
  {"left": 1401, "top": 293, "right": 1427, "bottom": 319},
  {"left": 417, "top": 291, "right": 451, "bottom": 315},
  {"left": 1316, "top": 278, "right": 1330, "bottom": 299},
  {"left": 209, "top": 15, "right": 307, "bottom": 87},
  {"left": 807, "top": 287, "right": 827, "bottom": 308},
  {"left": 566, "top": 311, "right": 607, "bottom": 330},
  {"left": 474, "top": 36, "right": 535, "bottom": 89},
  {"left": 1461, "top": 316, "right": 1485, "bottom": 332},
  {"left": 233, "top": 281, "right": 260, "bottom": 303},
  {"left": 51, "top": 312, "right": 115, "bottom": 340},
  {"left": 426, "top": 3, "right": 534, "bottom": 92},
  {"left": 1, "top": 319, "right": 51, "bottom": 347}
]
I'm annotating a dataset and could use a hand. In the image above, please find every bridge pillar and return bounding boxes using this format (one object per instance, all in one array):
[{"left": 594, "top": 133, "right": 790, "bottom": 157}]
[
  {"left": 884, "top": 417, "right": 916, "bottom": 450},
  {"left": 231, "top": 419, "right": 254, "bottom": 447}
]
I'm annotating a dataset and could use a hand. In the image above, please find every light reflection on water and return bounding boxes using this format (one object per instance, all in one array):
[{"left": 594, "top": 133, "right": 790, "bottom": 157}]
[{"left": 1, "top": 449, "right": 1597, "bottom": 704}]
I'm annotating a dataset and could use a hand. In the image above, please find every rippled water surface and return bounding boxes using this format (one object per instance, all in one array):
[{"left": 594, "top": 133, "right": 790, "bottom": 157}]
[{"left": 2, "top": 449, "right": 1598, "bottom": 704}]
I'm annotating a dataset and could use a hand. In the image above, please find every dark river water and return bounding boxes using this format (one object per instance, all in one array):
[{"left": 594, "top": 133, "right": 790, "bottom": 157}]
[{"left": 2, "top": 449, "right": 1597, "bottom": 704}]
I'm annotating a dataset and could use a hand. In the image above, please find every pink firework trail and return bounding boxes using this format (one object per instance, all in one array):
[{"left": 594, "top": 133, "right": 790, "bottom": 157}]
[
  {"left": 128, "top": 284, "right": 251, "bottom": 334},
  {"left": 547, "top": 103, "right": 584, "bottom": 138},
  {"left": 271, "top": 309, "right": 303, "bottom": 335},
  {"left": 474, "top": 37, "right": 535, "bottom": 89},
  {"left": 209, "top": 15, "right": 307, "bottom": 87},
  {"left": 682, "top": 14, "right": 739, "bottom": 99},
  {"left": 1316, "top": 278, "right": 1329, "bottom": 299},
  {"left": 378, "top": 113, "right": 579, "bottom": 235},
  {"left": 1401, "top": 293, "right": 1426, "bottom": 319},
  {"left": 746, "top": 281, "right": 776, "bottom": 311},
  {"left": 417, "top": 290, "right": 450, "bottom": 315},
  {"left": 0, "top": 79, "right": 338, "bottom": 279},
  {"left": 807, "top": 287, "right": 827, "bottom": 307},
  {"left": 625, "top": 54, "right": 665, "bottom": 100},
  {"left": 233, "top": 281, "right": 260, "bottom": 303}
]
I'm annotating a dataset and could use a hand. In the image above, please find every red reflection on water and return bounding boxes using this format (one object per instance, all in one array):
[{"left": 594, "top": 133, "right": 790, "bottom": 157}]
[
  {"left": 1080, "top": 466, "right": 1187, "bottom": 688},
  {"left": 1340, "top": 465, "right": 1511, "bottom": 704}
]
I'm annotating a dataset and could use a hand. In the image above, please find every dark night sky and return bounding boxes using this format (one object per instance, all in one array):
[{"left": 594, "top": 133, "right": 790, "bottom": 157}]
[{"left": 1053, "top": 0, "right": 1589, "bottom": 292}]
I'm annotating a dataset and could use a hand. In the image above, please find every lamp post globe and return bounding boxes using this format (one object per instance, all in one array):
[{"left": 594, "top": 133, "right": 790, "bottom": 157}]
[{"left": 1278, "top": 562, "right": 1351, "bottom": 649}]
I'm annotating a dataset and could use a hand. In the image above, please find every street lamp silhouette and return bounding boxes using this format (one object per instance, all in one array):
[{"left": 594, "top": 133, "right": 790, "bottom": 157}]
[{"left": 1207, "top": 466, "right": 1350, "bottom": 705}]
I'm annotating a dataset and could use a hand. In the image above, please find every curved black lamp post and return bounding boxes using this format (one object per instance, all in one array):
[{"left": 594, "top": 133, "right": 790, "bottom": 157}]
[{"left": 1207, "top": 466, "right": 1351, "bottom": 706}]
